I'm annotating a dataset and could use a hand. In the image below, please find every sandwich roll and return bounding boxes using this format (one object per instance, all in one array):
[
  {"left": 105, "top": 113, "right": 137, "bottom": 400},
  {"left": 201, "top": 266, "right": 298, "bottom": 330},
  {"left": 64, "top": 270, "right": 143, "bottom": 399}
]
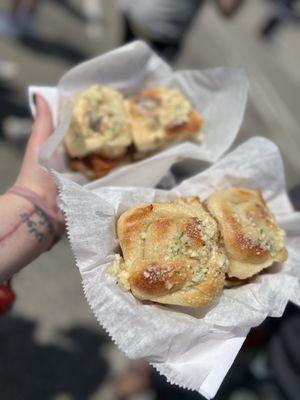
[
  {"left": 128, "top": 87, "right": 203, "bottom": 154},
  {"left": 205, "top": 188, "right": 288, "bottom": 279},
  {"left": 112, "top": 197, "right": 228, "bottom": 308}
]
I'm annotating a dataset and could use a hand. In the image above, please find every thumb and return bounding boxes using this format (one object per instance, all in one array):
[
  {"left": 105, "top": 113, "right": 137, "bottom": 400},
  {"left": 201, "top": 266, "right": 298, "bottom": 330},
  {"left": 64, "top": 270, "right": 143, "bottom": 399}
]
[{"left": 29, "top": 95, "right": 53, "bottom": 147}]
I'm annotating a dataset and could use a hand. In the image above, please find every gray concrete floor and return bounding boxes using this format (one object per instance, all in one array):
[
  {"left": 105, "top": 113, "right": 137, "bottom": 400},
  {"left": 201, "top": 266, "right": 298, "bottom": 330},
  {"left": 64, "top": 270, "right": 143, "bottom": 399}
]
[
  {"left": 0, "top": 0, "right": 299, "bottom": 399},
  {"left": 178, "top": 0, "right": 300, "bottom": 188}
]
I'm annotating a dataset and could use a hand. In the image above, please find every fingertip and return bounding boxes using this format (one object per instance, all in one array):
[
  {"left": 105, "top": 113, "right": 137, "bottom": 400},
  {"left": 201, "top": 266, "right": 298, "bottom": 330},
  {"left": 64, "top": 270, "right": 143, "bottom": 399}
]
[
  {"left": 35, "top": 94, "right": 51, "bottom": 115},
  {"left": 30, "top": 94, "right": 53, "bottom": 143},
  {"left": 33, "top": 94, "right": 52, "bottom": 128}
]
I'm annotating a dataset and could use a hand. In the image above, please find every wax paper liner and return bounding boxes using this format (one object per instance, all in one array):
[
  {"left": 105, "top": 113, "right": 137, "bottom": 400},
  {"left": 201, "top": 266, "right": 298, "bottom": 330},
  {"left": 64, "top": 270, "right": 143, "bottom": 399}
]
[
  {"left": 29, "top": 40, "right": 248, "bottom": 187},
  {"left": 52, "top": 137, "right": 300, "bottom": 398}
]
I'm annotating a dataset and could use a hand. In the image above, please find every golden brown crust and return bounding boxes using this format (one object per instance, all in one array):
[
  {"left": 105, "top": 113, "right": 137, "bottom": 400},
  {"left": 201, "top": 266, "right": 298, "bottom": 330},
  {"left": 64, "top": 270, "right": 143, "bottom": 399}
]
[
  {"left": 128, "top": 87, "right": 203, "bottom": 153},
  {"left": 130, "top": 260, "right": 188, "bottom": 297},
  {"left": 205, "top": 188, "right": 288, "bottom": 279},
  {"left": 114, "top": 197, "right": 228, "bottom": 308}
]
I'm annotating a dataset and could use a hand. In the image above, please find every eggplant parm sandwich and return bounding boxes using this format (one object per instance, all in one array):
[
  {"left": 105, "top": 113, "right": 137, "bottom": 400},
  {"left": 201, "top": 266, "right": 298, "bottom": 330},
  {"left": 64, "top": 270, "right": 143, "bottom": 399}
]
[{"left": 65, "top": 85, "right": 203, "bottom": 178}]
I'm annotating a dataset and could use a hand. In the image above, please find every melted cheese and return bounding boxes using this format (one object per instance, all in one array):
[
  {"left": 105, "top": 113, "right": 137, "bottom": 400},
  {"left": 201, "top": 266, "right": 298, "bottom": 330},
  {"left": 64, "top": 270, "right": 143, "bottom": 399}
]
[
  {"left": 158, "top": 88, "right": 191, "bottom": 127},
  {"left": 65, "top": 85, "right": 132, "bottom": 158}
]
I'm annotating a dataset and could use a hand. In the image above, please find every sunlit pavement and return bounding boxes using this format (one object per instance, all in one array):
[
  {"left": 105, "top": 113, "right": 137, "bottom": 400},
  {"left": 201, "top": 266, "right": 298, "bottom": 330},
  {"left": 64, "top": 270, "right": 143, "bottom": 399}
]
[
  {"left": 178, "top": 0, "right": 300, "bottom": 188},
  {"left": 0, "top": 1, "right": 299, "bottom": 399}
]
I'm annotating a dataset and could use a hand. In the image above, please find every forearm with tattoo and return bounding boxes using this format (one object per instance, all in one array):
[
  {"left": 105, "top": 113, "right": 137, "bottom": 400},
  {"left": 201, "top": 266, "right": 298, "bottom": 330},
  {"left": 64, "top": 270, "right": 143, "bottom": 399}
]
[
  {"left": 20, "top": 208, "right": 53, "bottom": 243},
  {"left": 0, "top": 194, "right": 56, "bottom": 282}
]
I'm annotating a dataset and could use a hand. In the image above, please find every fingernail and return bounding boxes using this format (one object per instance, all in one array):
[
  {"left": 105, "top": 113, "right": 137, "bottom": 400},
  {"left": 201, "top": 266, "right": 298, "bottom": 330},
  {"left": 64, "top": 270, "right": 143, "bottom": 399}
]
[{"left": 33, "top": 94, "right": 37, "bottom": 106}]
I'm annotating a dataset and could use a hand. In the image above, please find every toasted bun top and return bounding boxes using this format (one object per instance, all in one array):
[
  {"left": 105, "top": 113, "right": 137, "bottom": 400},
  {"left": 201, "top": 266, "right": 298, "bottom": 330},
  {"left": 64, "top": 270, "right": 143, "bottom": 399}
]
[
  {"left": 114, "top": 197, "right": 228, "bottom": 308},
  {"left": 205, "top": 188, "right": 287, "bottom": 279}
]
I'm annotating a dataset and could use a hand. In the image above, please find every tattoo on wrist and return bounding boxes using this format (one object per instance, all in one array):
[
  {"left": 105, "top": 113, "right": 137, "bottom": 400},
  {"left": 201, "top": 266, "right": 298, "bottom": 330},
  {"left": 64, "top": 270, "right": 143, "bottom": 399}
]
[{"left": 20, "top": 207, "right": 53, "bottom": 243}]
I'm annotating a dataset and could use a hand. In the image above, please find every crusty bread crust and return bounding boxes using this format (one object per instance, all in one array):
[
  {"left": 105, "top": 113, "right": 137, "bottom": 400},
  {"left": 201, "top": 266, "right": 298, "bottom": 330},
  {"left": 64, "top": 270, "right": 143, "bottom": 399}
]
[
  {"left": 205, "top": 188, "right": 288, "bottom": 279},
  {"left": 115, "top": 197, "right": 227, "bottom": 308}
]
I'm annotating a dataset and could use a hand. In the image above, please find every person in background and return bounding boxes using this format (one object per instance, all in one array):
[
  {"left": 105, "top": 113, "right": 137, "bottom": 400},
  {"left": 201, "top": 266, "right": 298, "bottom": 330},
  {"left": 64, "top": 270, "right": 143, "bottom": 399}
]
[
  {"left": 119, "top": 0, "right": 245, "bottom": 61},
  {"left": 261, "top": 0, "right": 300, "bottom": 40},
  {"left": 0, "top": 0, "right": 42, "bottom": 36},
  {"left": 0, "top": 95, "right": 64, "bottom": 312}
]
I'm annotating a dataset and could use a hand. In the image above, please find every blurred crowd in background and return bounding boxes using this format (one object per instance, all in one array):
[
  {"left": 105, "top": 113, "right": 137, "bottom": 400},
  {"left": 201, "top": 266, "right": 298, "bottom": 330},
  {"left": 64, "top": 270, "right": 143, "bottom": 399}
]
[{"left": 0, "top": 1, "right": 300, "bottom": 399}]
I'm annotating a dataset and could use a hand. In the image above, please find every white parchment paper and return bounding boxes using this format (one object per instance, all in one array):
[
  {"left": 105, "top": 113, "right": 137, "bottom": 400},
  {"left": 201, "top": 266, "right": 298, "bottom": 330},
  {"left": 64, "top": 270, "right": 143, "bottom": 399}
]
[
  {"left": 29, "top": 40, "right": 249, "bottom": 187},
  {"left": 52, "top": 137, "right": 300, "bottom": 399}
]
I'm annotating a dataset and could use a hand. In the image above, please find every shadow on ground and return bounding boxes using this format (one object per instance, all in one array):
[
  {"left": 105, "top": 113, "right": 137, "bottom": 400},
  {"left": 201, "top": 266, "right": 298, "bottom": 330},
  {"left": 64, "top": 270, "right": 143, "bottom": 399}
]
[
  {"left": 19, "top": 34, "right": 88, "bottom": 64},
  {"left": 0, "top": 314, "right": 109, "bottom": 400},
  {"left": 50, "top": 0, "right": 87, "bottom": 23}
]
